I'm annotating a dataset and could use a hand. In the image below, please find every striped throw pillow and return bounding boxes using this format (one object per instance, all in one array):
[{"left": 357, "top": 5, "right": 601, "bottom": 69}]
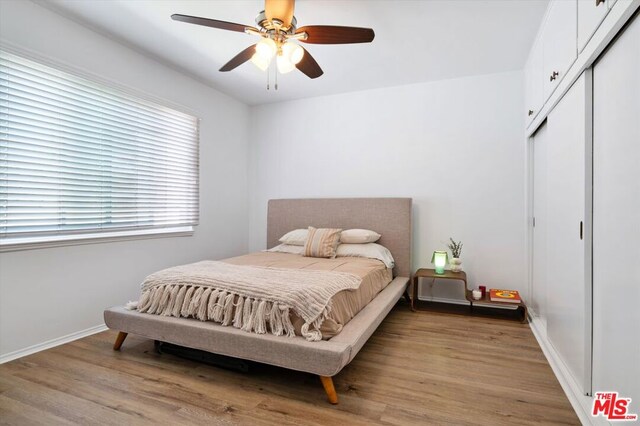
[{"left": 304, "top": 227, "right": 342, "bottom": 258}]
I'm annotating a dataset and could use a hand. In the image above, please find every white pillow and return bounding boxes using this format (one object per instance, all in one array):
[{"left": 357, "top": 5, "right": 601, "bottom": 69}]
[
  {"left": 266, "top": 244, "right": 304, "bottom": 255},
  {"left": 340, "top": 229, "right": 381, "bottom": 244},
  {"left": 278, "top": 229, "right": 308, "bottom": 246},
  {"left": 336, "top": 243, "right": 395, "bottom": 268}
]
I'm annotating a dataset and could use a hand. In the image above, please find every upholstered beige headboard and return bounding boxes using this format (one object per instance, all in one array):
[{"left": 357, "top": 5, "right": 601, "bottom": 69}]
[{"left": 267, "top": 198, "right": 412, "bottom": 278}]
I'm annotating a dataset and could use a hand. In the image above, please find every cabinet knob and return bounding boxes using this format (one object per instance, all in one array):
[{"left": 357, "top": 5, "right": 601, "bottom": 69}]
[
  {"left": 528, "top": 110, "right": 534, "bottom": 116},
  {"left": 550, "top": 71, "right": 559, "bottom": 82},
  {"left": 596, "top": 0, "right": 605, "bottom": 5}
]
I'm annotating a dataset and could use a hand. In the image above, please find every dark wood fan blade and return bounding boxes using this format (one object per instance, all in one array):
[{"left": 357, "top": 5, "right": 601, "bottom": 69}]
[
  {"left": 295, "top": 47, "right": 323, "bottom": 79},
  {"left": 265, "top": 0, "right": 295, "bottom": 28},
  {"left": 171, "top": 14, "right": 256, "bottom": 33},
  {"left": 296, "top": 25, "right": 375, "bottom": 44},
  {"left": 219, "top": 45, "right": 257, "bottom": 72}
]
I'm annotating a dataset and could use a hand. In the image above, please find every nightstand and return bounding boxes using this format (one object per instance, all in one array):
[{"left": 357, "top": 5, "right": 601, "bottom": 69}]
[
  {"left": 411, "top": 268, "right": 468, "bottom": 311},
  {"left": 411, "top": 268, "right": 528, "bottom": 322}
]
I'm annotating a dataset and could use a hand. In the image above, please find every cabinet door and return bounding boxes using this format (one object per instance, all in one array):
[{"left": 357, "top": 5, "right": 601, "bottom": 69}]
[
  {"left": 543, "top": 0, "right": 578, "bottom": 100},
  {"left": 525, "top": 38, "right": 544, "bottom": 126},
  {"left": 545, "top": 73, "right": 589, "bottom": 393},
  {"left": 592, "top": 13, "right": 640, "bottom": 405},
  {"left": 578, "top": 0, "right": 610, "bottom": 52}
]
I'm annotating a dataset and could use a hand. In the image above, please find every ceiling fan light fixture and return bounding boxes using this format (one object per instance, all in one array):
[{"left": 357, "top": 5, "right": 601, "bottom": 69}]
[
  {"left": 282, "top": 42, "right": 304, "bottom": 65},
  {"left": 276, "top": 54, "right": 296, "bottom": 74},
  {"left": 172, "top": 1, "right": 375, "bottom": 80},
  {"left": 251, "top": 52, "right": 271, "bottom": 71},
  {"left": 255, "top": 37, "right": 277, "bottom": 60}
]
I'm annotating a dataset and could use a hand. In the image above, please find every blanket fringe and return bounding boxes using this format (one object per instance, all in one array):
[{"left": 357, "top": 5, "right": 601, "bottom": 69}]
[
  {"left": 172, "top": 286, "right": 187, "bottom": 317},
  {"left": 137, "top": 285, "right": 328, "bottom": 341},
  {"left": 180, "top": 286, "right": 195, "bottom": 317},
  {"left": 161, "top": 286, "right": 180, "bottom": 316},
  {"left": 138, "top": 288, "right": 152, "bottom": 312},
  {"left": 233, "top": 296, "right": 244, "bottom": 328},
  {"left": 269, "top": 303, "right": 283, "bottom": 336},
  {"left": 221, "top": 293, "right": 235, "bottom": 326},
  {"left": 147, "top": 285, "right": 165, "bottom": 315},
  {"left": 281, "top": 306, "right": 296, "bottom": 338},
  {"left": 196, "top": 288, "right": 212, "bottom": 321},
  {"left": 187, "top": 287, "right": 204, "bottom": 317},
  {"left": 254, "top": 300, "right": 268, "bottom": 334},
  {"left": 241, "top": 297, "right": 253, "bottom": 332},
  {"left": 211, "top": 291, "right": 227, "bottom": 322}
]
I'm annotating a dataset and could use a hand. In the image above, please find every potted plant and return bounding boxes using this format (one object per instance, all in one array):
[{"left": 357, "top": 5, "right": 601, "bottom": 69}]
[{"left": 447, "top": 238, "right": 463, "bottom": 272}]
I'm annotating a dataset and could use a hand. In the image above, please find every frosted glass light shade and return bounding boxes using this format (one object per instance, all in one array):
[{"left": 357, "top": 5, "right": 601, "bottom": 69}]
[
  {"left": 277, "top": 55, "right": 295, "bottom": 74},
  {"left": 282, "top": 42, "right": 304, "bottom": 65},
  {"left": 431, "top": 251, "right": 449, "bottom": 274},
  {"left": 255, "top": 38, "right": 277, "bottom": 60},
  {"left": 251, "top": 53, "right": 270, "bottom": 71}
]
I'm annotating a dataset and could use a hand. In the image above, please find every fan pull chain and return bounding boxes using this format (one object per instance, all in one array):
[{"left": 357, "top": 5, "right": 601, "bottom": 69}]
[
  {"left": 266, "top": 65, "right": 270, "bottom": 90},
  {"left": 275, "top": 67, "right": 278, "bottom": 91}
]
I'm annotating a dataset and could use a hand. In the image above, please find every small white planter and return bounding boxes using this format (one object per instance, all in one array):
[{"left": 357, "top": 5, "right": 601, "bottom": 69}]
[{"left": 450, "top": 258, "right": 463, "bottom": 272}]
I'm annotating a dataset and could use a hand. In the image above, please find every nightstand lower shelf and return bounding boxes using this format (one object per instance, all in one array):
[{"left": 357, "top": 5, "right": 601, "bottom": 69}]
[{"left": 467, "top": 293, "right": 528, "bottom": 323}]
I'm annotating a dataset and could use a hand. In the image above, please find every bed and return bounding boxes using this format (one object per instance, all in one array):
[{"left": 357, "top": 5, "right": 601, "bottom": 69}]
[{"left": 104, "top": 198, "right": 412, "bottom": 404}]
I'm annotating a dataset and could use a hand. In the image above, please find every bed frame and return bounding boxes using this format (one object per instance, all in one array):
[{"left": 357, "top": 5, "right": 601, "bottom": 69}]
[{"left": 104, "top": 198, "right": 412, "bottom": 404}]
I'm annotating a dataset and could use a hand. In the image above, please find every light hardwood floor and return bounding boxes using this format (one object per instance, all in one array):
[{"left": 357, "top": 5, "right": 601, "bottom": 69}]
[{"left": 0, "top": 304, "right": 579, "bottom": 425}]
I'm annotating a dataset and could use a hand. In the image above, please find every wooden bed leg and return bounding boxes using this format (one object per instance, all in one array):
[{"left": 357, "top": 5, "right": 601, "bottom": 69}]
[
  {"left": 403, "top": 289, "right": 412, "bottom": 305},
  {"left": 113, "top": 332, "right": 128, "bottom": 351},
  {"left": 319, "top": 375, "right": 339, "bottom": 404}
]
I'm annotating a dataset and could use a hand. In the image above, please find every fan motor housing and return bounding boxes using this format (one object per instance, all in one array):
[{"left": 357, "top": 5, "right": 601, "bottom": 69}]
[{"left": 255, "top": 10, "right": 297, "bottom": 33}]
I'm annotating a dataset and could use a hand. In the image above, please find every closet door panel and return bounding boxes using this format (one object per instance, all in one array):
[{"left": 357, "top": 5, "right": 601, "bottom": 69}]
[
  {"left": 532, "top": 123, "right": 549, "bottom": 323},
  {"left": 546, "top": 74, "right": 587, "bottom": 392},
  {"left": 593, "top": 13, "right": 640, "bottom": 404}
]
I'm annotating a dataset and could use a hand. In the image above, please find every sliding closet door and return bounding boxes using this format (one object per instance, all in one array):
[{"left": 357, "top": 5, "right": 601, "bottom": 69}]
[
  {"left": 592, "top": 14, "right": 640, "bottom": 403},
  {"left": 545, "top": 73, "right": 589, "bottom": 393},
  {"left": 531, "top": 122, "right": 549, "bottom": 324}
]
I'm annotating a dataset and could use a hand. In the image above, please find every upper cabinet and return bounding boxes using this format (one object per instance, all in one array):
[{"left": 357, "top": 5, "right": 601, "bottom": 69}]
[
  {"left": 524, "top": 0, "right": 635, "bottom": 131},
  {"left": 578, "top": 0, "right": 610, "bottom": 52},
  {"left": 542, "top": 0, "right": 578, "bottom": 101},
  {"left": 525, "top": 37, "right": 544, "bottom": 126},
  {"left": 525, "top": 0, "right": 577, "bottom": 125}
]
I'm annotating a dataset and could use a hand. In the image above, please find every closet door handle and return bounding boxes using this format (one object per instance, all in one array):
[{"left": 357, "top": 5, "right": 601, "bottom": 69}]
[
  {"left": 528, "top": 109, "right": 534, "bottom": 116},
  {"left": 580, "top": 221, "right": 583, "bottom": 240},
  {"left": 550, "top": 71, "right": 559, "bottom": 82},
  {"left": 596, "top": 0, "right": 605, "bottom": 6}
]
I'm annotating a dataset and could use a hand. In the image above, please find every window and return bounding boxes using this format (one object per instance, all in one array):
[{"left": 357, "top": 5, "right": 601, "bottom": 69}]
[{"left": 0, "top": 50, "right": 199, "bottom": 249}]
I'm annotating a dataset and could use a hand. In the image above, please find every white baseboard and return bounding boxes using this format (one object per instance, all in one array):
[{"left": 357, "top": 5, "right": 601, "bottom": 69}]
[
  {"left": 0, "top": 324, "right": 108, "bottom": 364},
  {"left": 529, "top": 315, "right": 608, "bottom": 426}
]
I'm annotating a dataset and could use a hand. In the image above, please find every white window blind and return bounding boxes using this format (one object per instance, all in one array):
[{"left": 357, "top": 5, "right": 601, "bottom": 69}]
[{"left": 0, "top": 50, "right": 200, "bottom": 244}]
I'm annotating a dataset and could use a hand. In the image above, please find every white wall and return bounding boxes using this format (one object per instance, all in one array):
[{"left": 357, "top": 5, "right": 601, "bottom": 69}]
[
  {"left": 248, "top": 71, "right": 526, "bottom": 301},
  {"left": 0, "top": 0, "right": 250, "bottom": 358}
]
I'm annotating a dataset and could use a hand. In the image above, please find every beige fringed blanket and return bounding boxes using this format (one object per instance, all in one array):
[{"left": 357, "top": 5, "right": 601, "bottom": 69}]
[{"left": 136, "top": 261, "right": 362, "bottom": 341}]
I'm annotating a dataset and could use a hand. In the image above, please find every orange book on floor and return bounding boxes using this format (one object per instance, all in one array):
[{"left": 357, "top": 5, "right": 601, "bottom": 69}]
[{"left": 489, "top": 289, "right": 522, "bottom": 303}]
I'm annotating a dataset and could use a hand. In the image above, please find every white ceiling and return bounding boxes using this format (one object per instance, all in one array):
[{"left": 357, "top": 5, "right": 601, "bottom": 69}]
[{"left": 38, "top": 0, "right": 549, "bottom": 105}]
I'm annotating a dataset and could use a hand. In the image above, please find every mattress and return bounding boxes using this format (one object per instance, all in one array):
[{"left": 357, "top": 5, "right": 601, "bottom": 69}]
[{"left": 222, "top": 251, "right": 393, "bottom": 339}]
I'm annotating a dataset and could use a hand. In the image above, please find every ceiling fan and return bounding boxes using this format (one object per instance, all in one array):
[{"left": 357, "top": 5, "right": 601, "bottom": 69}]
[{"left": 171, "top": 0, "right": 375, "bottom": 79}]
